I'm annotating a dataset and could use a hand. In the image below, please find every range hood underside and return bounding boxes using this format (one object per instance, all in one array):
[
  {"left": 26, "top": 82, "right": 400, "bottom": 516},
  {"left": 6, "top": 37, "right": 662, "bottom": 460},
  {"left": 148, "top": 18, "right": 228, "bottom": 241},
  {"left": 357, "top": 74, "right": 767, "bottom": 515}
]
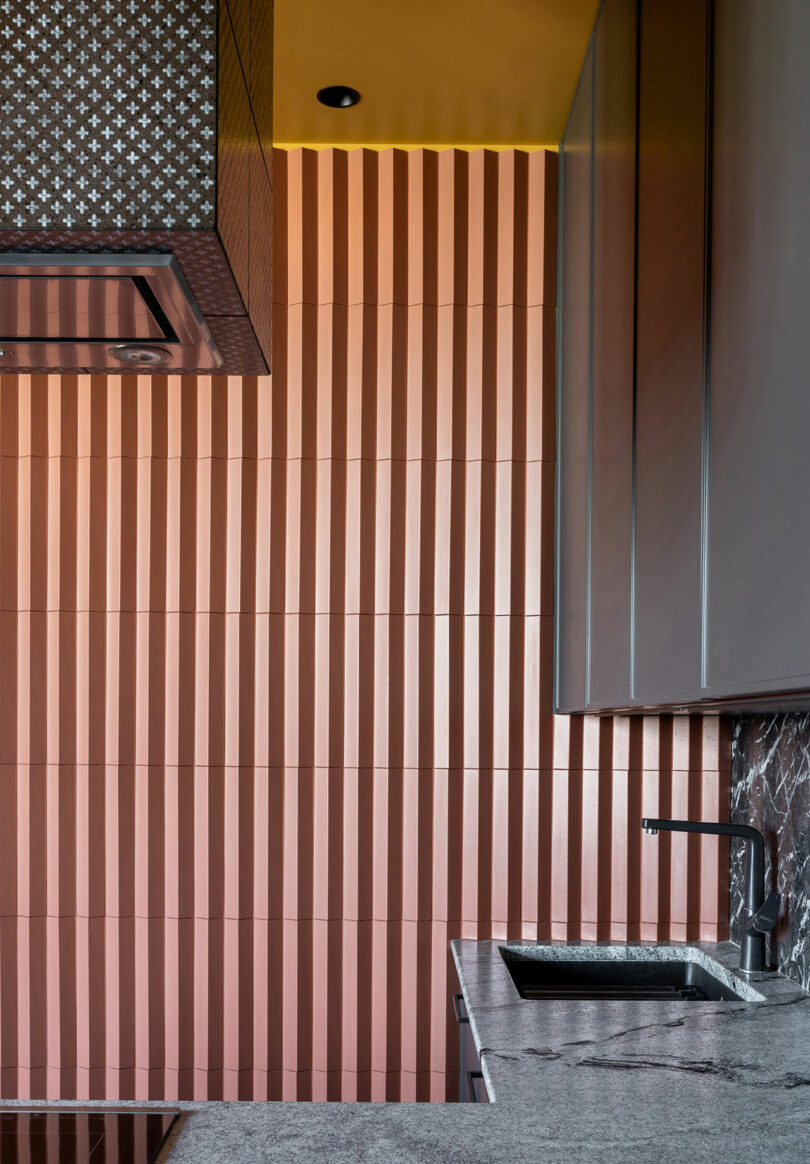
[{"left": 0, "top": 252, "right": 223, "bottom": 372}]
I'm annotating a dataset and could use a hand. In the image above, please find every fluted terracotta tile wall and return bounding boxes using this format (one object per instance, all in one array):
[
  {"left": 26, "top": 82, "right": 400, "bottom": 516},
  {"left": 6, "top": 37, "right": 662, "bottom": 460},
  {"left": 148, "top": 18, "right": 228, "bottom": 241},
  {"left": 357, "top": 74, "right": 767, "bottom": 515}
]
[{"left": 0, "top": 148, "right": 730, "bottom": 1105}]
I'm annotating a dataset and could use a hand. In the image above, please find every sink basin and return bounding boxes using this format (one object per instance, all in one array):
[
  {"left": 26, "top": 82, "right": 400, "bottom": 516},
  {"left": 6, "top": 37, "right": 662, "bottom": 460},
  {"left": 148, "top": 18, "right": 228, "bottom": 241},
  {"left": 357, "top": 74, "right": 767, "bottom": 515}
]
[{"left": 500, "top": 946, "right": 764, "bottom": 1002}]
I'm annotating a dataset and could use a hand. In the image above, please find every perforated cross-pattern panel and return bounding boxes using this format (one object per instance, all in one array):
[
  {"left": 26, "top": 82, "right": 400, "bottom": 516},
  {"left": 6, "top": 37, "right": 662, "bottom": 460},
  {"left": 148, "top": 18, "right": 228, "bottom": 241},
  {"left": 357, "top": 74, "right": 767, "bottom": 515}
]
[{"left": 0, "top": 0, "right": 216, "bottom": 230}]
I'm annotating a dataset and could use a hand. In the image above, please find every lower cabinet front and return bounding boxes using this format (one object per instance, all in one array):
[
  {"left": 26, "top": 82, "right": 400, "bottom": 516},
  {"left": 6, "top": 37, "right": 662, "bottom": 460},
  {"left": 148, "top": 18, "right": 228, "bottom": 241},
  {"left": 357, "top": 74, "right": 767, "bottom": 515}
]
[{"left": 453, "top": 992, "right": 490, "bottom": 1103}]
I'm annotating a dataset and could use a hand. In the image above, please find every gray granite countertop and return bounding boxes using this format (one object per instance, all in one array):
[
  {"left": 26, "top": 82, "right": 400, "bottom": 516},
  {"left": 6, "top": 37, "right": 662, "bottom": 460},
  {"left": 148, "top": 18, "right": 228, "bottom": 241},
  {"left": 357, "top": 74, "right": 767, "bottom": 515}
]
[
  {"left": 3, "top": 940, "right": 809, "bottom": 1162},
  {"left": 454, "top": 938, "right": 810, "bottom": 1155}
]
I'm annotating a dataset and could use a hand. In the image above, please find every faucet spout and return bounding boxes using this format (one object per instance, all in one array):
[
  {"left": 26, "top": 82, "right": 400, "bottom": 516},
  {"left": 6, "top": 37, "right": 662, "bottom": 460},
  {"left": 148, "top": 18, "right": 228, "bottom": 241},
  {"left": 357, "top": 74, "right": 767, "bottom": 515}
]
[{"left": 640, "top": 817, "right": 779, "bottom": 974}]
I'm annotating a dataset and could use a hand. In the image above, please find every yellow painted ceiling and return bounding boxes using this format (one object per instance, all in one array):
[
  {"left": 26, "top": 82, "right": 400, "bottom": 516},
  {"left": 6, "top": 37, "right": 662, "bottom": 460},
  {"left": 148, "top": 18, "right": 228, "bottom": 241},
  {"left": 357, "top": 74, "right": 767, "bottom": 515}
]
[{"left": 273, "top": 0, "right": 600, "bottom": 149}]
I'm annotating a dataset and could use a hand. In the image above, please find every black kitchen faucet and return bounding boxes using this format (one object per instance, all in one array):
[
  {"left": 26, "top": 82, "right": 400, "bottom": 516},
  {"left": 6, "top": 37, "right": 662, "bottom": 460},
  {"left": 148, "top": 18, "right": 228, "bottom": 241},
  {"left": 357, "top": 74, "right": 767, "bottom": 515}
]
[{"left": 640, "top": 818, "right": 780, "bottom": 974}]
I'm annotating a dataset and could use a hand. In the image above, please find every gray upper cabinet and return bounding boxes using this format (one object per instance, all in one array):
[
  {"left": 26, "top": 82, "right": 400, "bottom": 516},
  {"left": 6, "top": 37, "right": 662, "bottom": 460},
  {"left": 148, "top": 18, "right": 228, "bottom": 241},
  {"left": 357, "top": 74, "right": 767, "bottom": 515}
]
[
  {"left": 555, "top": 43, "right": 593, "bottom": 713},
  {"left": 556, "top": 0, "right": 710, "bottom": 713},
  {"left": 705, "top": 0, "right": 810, "bottom": 698},
  {"left": 556, "top": 0, "right": 810, "bottom": 712},
  {"left": 633, "top": 0, "right": 709, "bottom": 706},
  {"left": 588, "top": 0, "right": 636, "bottom": 710}
]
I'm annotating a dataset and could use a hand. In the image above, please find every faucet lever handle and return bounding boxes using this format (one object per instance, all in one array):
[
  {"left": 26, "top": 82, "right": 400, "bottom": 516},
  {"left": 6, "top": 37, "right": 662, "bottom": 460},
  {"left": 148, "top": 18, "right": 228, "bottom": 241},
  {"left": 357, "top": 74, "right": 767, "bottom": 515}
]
[{"left": 746, "top": 891, "right": 780, "bottom": 934}]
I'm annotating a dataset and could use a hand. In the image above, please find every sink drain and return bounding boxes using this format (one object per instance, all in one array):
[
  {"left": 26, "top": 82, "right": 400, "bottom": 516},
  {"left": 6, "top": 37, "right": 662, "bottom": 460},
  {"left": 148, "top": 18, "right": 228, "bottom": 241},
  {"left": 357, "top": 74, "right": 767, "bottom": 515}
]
[{"left": 109, "top": 344, "right": 172, "bottom": 367}]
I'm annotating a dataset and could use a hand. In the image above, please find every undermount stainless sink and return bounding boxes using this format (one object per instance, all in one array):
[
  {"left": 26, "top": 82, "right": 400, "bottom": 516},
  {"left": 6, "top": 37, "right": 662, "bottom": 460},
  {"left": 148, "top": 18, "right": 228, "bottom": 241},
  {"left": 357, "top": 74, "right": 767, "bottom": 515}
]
[{"left": 500, "top": 945, "right": 766, "bottom": 1003}]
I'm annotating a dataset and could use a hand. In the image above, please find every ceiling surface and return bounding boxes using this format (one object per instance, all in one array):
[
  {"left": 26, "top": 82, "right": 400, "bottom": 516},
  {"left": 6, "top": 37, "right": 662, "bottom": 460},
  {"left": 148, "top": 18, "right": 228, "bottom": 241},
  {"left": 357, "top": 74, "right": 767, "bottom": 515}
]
[{"left": 273, "top": 0, "right": 600, "bottom": 149}]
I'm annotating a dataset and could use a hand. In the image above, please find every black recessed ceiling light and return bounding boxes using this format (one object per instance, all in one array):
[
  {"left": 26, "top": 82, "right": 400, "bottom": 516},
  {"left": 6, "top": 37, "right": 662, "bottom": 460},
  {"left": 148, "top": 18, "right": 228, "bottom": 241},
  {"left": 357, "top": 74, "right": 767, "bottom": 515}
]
[{"left": 317, "top": 85, "right": 361, "bottom": 108}]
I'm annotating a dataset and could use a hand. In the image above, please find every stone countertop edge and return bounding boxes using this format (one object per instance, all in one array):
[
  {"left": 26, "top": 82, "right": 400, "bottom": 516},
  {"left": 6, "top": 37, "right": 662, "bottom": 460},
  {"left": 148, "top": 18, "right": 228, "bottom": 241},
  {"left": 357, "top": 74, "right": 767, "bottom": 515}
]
[
  {"left": 452, "top": 937, "right": 810, "bottom": 1105},
  {"left": 1, "top": 940, "right": 809, "bottom": 1162}
]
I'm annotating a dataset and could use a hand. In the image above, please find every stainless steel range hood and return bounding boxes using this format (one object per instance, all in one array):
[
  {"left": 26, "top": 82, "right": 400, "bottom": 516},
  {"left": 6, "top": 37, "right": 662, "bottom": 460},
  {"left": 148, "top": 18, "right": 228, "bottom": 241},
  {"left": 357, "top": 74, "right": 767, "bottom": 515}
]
[{"left": 0, "top": 253, "right": 223, "bottom": 372}]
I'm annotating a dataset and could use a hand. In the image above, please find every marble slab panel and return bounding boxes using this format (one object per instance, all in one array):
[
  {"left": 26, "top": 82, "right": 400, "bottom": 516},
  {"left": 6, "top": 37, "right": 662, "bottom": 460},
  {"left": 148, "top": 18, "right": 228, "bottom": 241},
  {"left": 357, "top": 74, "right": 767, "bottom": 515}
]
[{"left": 731, "top": 714, "right": 810, "bottom": 990}]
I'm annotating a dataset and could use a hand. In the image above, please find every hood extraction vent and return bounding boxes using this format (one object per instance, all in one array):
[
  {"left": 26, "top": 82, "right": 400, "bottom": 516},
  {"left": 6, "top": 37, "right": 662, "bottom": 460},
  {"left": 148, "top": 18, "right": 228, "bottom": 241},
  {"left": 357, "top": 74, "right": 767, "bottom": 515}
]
[{"left": 0, "top": 253, "right": 223, "bottom": 372}]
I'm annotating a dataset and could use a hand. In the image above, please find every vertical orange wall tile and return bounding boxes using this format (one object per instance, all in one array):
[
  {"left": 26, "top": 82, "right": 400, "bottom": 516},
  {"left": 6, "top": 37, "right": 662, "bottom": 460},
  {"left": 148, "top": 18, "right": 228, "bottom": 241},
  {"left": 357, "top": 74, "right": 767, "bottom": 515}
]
[{"left": 0, "top": 148, "right": 729, "bottom": 1104}]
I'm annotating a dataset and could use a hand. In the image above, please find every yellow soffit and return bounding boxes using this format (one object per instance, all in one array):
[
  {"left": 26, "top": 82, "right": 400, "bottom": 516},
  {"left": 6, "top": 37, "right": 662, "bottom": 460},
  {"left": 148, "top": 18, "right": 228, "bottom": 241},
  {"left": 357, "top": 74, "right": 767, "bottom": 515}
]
[{"left": 273, "top": 0, "right": 600, "bottom": 150}]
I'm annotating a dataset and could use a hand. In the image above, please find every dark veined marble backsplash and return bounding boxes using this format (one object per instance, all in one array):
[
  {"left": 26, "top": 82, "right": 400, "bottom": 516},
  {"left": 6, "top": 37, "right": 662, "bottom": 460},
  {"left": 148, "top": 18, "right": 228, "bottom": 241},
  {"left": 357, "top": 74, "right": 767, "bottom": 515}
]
[{"left": 731, "top": 715, "right": 810, "bottom": 990}]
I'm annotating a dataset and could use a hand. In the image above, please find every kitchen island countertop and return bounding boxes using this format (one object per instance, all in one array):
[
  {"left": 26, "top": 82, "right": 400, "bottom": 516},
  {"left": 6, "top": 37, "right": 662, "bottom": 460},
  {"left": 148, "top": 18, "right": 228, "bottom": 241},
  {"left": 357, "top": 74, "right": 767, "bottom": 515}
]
[{"left": 2, "top": 940, "right": 809, "bottom": 1162}]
